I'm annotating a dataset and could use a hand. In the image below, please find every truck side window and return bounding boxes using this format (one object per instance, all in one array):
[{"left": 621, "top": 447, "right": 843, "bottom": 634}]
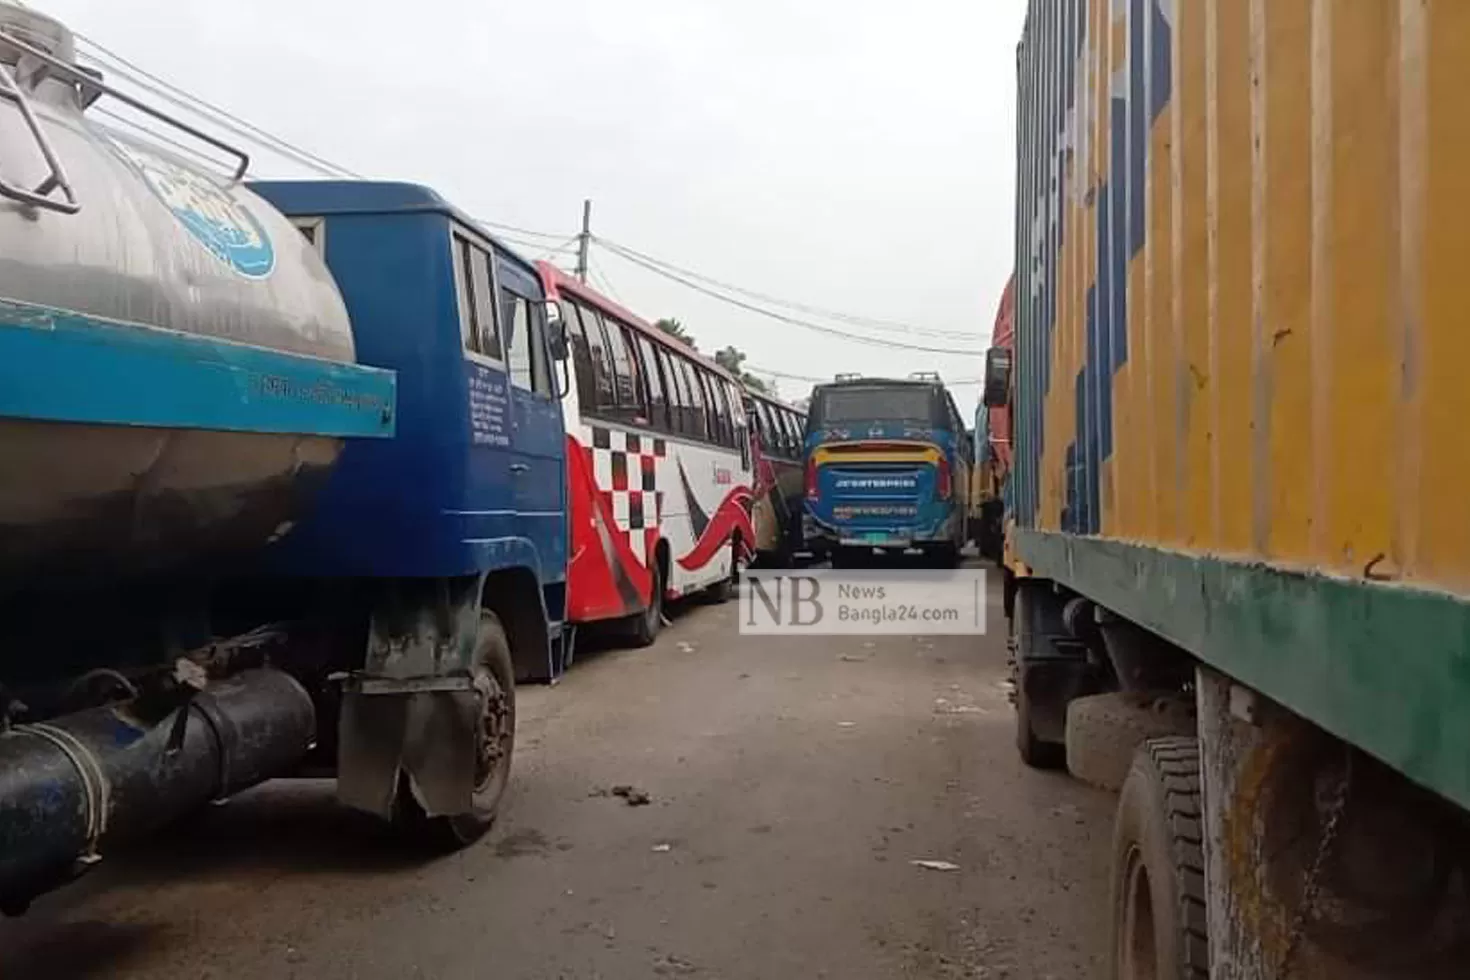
[
  {"left": 470, "top": 248, "right": 501, "bottom": 360},
  {"left": 528, "top": 301, "right": 554, "bottom": 396},
  {"left": 503, "top": 291, "right": 533, "bottom": 391}
]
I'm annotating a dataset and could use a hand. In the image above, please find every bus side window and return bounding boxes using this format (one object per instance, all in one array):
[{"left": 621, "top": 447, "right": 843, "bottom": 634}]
[
  {"left": 758, "top": 399, "right": 782, "bottom": 458},
  {"left": 602, "top": 318, "right": 639, "bottom": 420},
  {"left": 561, "top": 301, "right": 597, "bottom": 408},
  {"left": 779, "top": 409, "right": 800, "bottom": 458},
  {"left": 680, "top": 360, "right": 709, "bottom": 441},
  {"left": 707, "top": 375, "right": 731, "bottom": 447},
  {"left": 616, "top": 323, "right": 650, "bottom": 424},
  {"left": 699, "top": 370, "right": 723, "bottom": 446},
  {"left": 663, "top": 348, "right": 689, "bottom": 436},
  {"left": 696, "top": 370, "right": 720, "bottom": 444},
  {"left": 580, "top": 304, "right": 618, "bottom": 416},
  {"left": 635, "top": 334, "right": 671, "bottom": 433},
  {"left": 453, "top": 234, "right": 501, "bottom": 359}
]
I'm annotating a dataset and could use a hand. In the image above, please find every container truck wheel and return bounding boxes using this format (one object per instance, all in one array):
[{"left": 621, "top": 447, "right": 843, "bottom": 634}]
[
  {"left": 1066, "top": 692, "right": 1197, "bottom": 792},
  {"left": 1015, "top": 661, "right": 1067, "bottom": 769},
  {"left": 1110, "top": 736, "right": 1209, "bottom": 980},
  {"left": 1011, "top": 583, "right": 1070, "bottom": 769},
  {"left": 400, "top": 610, "right": 516, "bottom": 849}
]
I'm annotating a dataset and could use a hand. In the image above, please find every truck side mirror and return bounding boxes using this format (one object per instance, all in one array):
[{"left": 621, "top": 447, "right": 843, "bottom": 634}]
[{"left": 982, "top": 346, "right": 1011, "bottom": 408}]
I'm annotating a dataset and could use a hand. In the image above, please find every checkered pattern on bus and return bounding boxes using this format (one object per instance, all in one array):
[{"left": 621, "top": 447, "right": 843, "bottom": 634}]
[{"left": 588, "top": 425, "right": 667, "bottom": 565}]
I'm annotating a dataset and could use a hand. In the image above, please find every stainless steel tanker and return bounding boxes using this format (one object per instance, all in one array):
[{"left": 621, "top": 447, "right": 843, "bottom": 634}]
[
  {"left": 0, "top": 2, "right": 390, "bottom": 591},
  {"left": 0, "top": 4, "right": 395, "bottom": 914}
]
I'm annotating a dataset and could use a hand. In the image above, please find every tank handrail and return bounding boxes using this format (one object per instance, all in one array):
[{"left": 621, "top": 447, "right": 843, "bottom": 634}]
[
  {"left": 0, "top": 28, "right": 250, "bottom": 186},
  {"left": 0, "top": 55, "right": 79, "bottom": 213}
]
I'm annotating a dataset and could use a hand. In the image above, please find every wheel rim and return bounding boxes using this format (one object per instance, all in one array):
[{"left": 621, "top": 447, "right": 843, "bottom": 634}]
[
  {"left": 1120, "top": 844, "right": 1158, "bottom": 980},
  {"left": 471, "top": 667, "right": 512, "bottom": 793}
]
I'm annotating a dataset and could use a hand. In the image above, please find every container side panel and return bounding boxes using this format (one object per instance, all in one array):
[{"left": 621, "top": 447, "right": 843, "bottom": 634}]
[
  {"left": 1207, "top": 0, "right": 1255, "bottom": 556},
  {"left": 1174, "top": 1, "right": 1211, "bottom": 552},
  {"left": 1418, "top": 0, "right": 1470, "bottom": 591},
  {"left": 1317, "top": 1, "right": 1397, "bottom": 574},
  {"left": 1143, "top": 0, "right": 1175, "bottom": 544},
  {"left": 1256, "top": 0, "right": 1314, "bottom": 562}
]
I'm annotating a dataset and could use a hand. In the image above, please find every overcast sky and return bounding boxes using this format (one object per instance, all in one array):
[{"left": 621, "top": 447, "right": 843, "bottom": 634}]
[{"left": 39, "top": 0, "right": 1025, "bottom": 409}]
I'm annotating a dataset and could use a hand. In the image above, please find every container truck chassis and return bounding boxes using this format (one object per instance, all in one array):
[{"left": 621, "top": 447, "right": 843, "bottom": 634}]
[{"left": 1009, "top": 533, "right": 1470, "bottom": 979}]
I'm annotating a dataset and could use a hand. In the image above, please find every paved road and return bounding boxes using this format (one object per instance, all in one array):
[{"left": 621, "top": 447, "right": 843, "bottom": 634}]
[{"left": 1, "top": 576, "right": 1113, "bottom": 979}]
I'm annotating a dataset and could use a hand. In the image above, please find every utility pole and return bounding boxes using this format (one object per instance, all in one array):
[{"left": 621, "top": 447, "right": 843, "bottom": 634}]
[{"left": 575, "top": 199, "right": 592, "bottom": 283}]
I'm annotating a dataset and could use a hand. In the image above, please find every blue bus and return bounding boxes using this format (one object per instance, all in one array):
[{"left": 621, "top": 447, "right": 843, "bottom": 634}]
[
  {"left": 252, "top": 181, "right": 569, "bottom": 845},
  {"left": 801, "top": 374, "right": 973, "bottom": 567}
]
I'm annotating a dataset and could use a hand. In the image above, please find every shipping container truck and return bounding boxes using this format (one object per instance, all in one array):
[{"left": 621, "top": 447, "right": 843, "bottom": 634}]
[
  {"left": 1004, "top": 1, "right": 1470, "bottom": 977},
  {"left": 0, "top": 4, "right": 567, "bottom": 914},
  {"left": 970, "top": 278, "right": 1015, "bottom": 565}
]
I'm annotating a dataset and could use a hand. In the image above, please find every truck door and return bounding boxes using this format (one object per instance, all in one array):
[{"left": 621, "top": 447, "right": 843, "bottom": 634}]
[{"left": 498, "top": 263, "right": 568, "bottom": 594}]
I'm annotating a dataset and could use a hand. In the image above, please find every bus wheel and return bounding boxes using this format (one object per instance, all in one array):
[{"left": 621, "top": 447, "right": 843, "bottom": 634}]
[
  {"left": 927, "top": 543, "right": 960, "bottom": 568},
  {"left": 1110, "top": 737, "right": 1209, "bottom": 980},
  {"left": 397, "top": 609, "right": 516, "bottom": 849},
  {"left": 628, "top": 559, "right": 665, "bottom": 647},
  {"left": 703, "top": 543, "right": 738, "bottom": 604}
]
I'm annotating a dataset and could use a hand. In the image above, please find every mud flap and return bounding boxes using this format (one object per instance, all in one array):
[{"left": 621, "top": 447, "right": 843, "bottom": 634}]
[
  {"left": 336, "top": 687, "right": 480, "bottom": 820},
  {"left": 334, "top": 575, "right": 483, "bottom": 821}
]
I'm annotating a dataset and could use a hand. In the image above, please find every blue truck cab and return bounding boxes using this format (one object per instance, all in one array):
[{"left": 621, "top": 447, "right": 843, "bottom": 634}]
[
  {"left": 801, "top": 376, "right": 972, "bottom": 566},
  {"left": 251, "top": 180, "right": 570, "bottom": 841}
]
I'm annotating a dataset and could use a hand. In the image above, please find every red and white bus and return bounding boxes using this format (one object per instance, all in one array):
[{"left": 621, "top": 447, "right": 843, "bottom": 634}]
[{"left": 538, "top": 263, "right": 755, "bottom": 648}]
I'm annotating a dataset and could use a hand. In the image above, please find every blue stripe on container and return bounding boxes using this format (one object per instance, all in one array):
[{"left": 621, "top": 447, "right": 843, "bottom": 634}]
[{"left": 0, "top": 299, "right": 396, "bottom": 438}]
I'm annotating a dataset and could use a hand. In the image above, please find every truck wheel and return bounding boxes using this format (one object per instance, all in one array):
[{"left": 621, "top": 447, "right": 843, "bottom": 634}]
[
  {"left": 1110, "top": 737, "right": 1209, "bottom": 980},
  {"left": 1015, "top": 661, "right": 1067, "bottom": 769},
  {"left": 1067, "top": 692, "right": 1197, "bottom": 792},
  {"left": 399, "top": 610, "right": 516, "bottom": 849}
]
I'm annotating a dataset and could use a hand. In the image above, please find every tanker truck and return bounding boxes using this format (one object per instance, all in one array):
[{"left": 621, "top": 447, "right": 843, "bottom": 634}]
[
  {"left": 1003, "top": 2, "right": 1470, "bottom": 977},
  {"left": 0, "top": 4, "right": 567, "bottom": 914}
]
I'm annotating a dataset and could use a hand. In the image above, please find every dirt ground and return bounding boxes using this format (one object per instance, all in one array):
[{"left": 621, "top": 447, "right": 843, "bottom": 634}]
[{"left": 0, "top": 574, "right": 1114, "bottom": 979}]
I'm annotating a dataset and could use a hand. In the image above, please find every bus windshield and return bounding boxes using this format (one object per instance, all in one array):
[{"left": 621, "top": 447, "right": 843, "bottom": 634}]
[{"left": 809, "top": 385, "right": 940, "bottom": 426}]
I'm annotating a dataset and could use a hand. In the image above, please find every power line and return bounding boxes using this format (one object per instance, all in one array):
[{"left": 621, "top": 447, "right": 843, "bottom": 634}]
[
  {"left": 595, "top": 236, "right": 976, "bottom": 342},
  {"left": 76, "top": 34, "right": 359, "bottom": 180},
  {"left": 598, "top": 240, "right": 983, "bottom": 356},
  {"left": 477, "top": 219, "right": 570, "bottom": 241},
  {"left": 588, "top": 253, "right": 626, "bottom": 306},
  {"left": 745, "top": 365, "right": 827, "bottom": 384},
  {"left": 82, "top": 37, "right": 583, "bottom": 250},
  {"left": 747, "top": 365, "right": 983, "bottom": 386}
]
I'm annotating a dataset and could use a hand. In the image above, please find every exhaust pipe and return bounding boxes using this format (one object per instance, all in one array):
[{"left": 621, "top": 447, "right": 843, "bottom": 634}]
[{"left": 0, "top": 668, "right": 315, "bottom": 914}]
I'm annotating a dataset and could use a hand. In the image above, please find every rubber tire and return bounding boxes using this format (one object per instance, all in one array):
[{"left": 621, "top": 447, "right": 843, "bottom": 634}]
[
  {"left": 628, "top": 560, "right": 665, "bottom": 647},
  {"left": 1067, "top": 692, "right": 1197, "bottom": 792},
  {"left": 1015, "top": 661, "right": 1067, "bottom": 770},
  {"left": 703, "top": 545, "right": 737, "bottom": 604},
  {"left": 1110, "top": 737, "right": 1209, "bottom": 980},
  {"left": 396, "top": 610, "right": 516, "bottom": 850}
]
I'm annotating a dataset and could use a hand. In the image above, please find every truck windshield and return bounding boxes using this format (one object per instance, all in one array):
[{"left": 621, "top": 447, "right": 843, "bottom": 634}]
[{"left": 810, "top": 386, "right": 938, "bottom": 426}]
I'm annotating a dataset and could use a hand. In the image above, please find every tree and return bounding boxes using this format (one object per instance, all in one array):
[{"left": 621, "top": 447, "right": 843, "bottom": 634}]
[
  {"left": 713, "top": 345, "right": 771, "bottom": 394},
  {"left": 654, "top": 318, "right": 696, "bottom": 348}
]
